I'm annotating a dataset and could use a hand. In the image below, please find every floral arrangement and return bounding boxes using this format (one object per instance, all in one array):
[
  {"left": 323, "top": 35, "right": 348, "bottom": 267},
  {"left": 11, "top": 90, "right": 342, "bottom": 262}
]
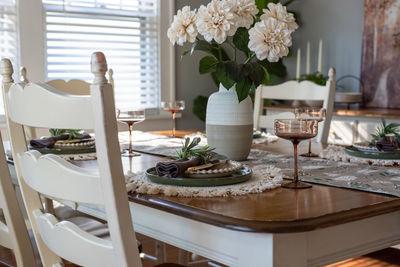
[{"left": 168, "top": 0, "right": 298, "bottom": 102}]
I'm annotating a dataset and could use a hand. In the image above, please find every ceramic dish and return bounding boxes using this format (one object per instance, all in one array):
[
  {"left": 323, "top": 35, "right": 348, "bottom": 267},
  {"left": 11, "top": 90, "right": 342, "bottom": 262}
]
[
  {"left": 146, "top": 166, "right": 252, "bottom": 187},
  {"left": 185, "top": 160, "right": 242, "bottom": 178},
  {"left": 345, "top": 146, "right": 400, "bottom": 160}
]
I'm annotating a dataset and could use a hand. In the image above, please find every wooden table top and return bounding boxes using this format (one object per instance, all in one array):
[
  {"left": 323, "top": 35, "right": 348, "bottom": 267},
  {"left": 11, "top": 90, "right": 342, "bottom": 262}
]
[{"left": 74, "top": 131, "right": 400, "bottom": 234}]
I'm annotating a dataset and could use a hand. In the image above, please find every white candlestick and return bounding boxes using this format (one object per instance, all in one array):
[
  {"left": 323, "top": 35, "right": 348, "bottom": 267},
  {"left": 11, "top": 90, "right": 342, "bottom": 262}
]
[
  {"left": 318, "top": 39, "right": 323, "bottom": 73},
  {"left": 306, "top": 42, "right": 310, "bottom": 75},
  {"left": 296, "top": 48, "right": 301, "bottom": 80}
]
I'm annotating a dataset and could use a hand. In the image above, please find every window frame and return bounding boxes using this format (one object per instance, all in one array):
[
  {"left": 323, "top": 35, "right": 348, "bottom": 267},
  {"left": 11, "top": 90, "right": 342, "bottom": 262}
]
[{"left": 16, "top": 0, "right": 175, "bottom": 118}]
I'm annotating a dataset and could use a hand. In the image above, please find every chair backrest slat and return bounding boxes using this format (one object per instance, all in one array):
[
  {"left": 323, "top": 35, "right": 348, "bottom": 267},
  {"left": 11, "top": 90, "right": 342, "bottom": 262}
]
[
  {"left": 7, "top": 83, "right": 93, "bottom": 129},
  {"left": 19, "top": 151, "right": 103, "bottom": 205},
  {"left": 33, "top": 210, "right": 115, "bottom": 267},
  {"left": 254, "top": 68, "right": 336, "bottom": 144}
]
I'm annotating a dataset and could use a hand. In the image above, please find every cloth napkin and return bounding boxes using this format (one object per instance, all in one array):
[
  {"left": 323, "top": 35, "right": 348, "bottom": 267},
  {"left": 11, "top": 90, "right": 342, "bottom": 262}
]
[
  {"left": 30, "top": 134, "right": 70, "bottom": 148},
  {"left": 30, "top": 133, "right": 91, "bottom": 149},
  {"left": 376, "top": 137, "right": 398, "bottom": 151},
  {"left": 155, "top": 158, "right": 201, "bottom": 177}
]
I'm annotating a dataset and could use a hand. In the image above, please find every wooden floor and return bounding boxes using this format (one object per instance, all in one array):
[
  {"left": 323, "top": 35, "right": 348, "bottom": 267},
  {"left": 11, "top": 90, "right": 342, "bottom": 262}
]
[{"left": 0, "top": 234, "right": 399, "bottom": 266}]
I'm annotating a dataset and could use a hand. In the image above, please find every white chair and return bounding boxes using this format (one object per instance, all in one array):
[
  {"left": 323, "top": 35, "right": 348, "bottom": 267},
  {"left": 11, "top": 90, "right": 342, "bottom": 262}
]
[
  {"left": 0, "top": 127, "right": 36, "bottom": 266},
  {"left": 1, "top": 53, "right": 182, "bottom": 267},
  {"left": 253, "top": 68, "right": 336, "bottom": 144}
]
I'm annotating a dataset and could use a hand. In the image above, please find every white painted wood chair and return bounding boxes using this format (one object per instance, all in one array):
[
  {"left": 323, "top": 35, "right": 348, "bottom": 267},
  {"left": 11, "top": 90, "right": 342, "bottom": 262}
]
[
  {"left": 1, "top": 53, "right": 182, "bottom": 267},
  {"left": 0, "top": 120, "right": 36, "bottom": 266},
  {"left": 253, "top": 68, "right": 336, "bottom": 144}
]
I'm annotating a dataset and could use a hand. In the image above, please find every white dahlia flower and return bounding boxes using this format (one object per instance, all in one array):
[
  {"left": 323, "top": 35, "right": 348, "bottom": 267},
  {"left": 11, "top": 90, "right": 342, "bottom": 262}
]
[
  {"left": 167, "top": 6, "right": 198, "bottom": 46},
  {"left": 196, "top": 0, "right": 237, "bottom": 44},
  {"left": 228, "top": 0, "right": 259, "bottom": 29},
  {"left": 248, "top": 18, "right": 292, "bottom": 62},
  {"left": 261, "top": 3, "right": 298, "bottom": 32}
]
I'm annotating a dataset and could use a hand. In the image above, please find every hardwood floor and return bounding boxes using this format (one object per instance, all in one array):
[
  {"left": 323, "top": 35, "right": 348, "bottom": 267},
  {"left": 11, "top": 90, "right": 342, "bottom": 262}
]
[{"left": 0, "top": 234, "right": 399, "bottom": 267}]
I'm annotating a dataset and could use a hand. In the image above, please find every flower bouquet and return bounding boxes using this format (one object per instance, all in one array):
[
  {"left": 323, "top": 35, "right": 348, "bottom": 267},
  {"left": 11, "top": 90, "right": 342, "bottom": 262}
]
[{"left": 168, "top": 0, "right": 298, "bottom": 102}]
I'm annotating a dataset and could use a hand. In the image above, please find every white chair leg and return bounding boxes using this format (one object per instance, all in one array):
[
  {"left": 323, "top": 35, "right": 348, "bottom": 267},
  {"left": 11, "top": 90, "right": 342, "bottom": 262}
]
[
  {"left": 178, "top": 249, "right": 189, "bottom": 265},
  {"left": 155, "top": 240, "right": 166, "bottom": 263}
]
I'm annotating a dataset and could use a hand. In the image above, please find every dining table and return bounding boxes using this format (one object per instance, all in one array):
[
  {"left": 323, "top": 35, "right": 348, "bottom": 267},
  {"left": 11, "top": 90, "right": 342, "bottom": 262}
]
[
  {"left": 7, "top": 131, "right": 400, "bottom": 267},
  {"left": 53, "top": 130, "right": 400, "bottom": 267}
]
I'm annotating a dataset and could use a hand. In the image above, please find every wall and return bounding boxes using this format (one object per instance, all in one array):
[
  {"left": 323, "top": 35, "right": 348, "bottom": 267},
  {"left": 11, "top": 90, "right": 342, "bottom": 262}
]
[{"left": 175, "top": 0, "right": 365, "bottom": 130}]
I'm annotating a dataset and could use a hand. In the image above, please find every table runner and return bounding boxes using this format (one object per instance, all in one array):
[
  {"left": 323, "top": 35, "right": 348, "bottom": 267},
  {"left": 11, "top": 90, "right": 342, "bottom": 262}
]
[{"left": 121, "top": 132, "right": 400, "bottom": 198}]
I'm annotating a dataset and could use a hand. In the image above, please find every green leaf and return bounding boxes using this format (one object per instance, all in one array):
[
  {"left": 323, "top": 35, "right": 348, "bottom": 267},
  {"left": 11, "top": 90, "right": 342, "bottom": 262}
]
[
  {"left": 191, "top": 39, "right": 230, "bottom": 61},
  {"left": 258, "top": 59, "right": 287, "bottom": 77},
  {"left": 255, "top": 0, "right": 268, "bottom": 12},
  {"left": 236, "top": 78, "right": 252, "bottom": 102},
  {"left": 181, "top": 50, "right": 190, "bottom": 59},
  {"left": 199, "top": 56, "right": 218, "bottom": 74},
  {"left": 191, "top": 40, "right": 213, "bottom": 55},
  {"left": 233, "top": 28, "right": 250, "bottom": 54},
  {"left": 192, "top": 96, "right": 208, "bottom": 122},
  {"left": 245, "top": 62, "right": 265, "bottom": 87},
  {"left": 215, "top": 62, "right": 237, "bottom": 89}
]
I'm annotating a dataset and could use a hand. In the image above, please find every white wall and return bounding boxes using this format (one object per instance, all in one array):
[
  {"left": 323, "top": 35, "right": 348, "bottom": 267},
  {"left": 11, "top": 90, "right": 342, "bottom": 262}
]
[{"left": 175, "top": 0, "right": 365, "bottom": 130}]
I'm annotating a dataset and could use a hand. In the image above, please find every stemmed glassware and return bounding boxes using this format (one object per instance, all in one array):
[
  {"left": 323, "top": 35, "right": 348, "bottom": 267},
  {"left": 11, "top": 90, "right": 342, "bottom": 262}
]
[
  {"left": 116, "top": 109, "right": 145, "bottom": 157},
  {"left": 274, "top": 119, "right": 319, "bottom": 189},
  {"left": 161, "top": 100, "right": 185, "bottom": 138},
  {"left": 295, "top": 108, "right": 326, "bottom": 157}
]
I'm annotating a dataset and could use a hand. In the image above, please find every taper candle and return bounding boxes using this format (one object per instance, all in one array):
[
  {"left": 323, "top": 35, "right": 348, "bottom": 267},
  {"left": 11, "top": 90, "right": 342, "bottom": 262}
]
[
  {"left": 296, "top": 48, "right": 301, "bottom": 80},
  {"left": 306, "top": 42, "right": 310, "bottom": 75},
  {"left": 317, "top": 39, "right": 323, "bottom": 73}
]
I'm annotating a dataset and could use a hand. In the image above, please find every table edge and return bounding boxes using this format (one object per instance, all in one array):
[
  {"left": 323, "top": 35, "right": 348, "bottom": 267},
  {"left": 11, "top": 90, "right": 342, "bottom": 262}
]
[{"left": 128, "top": 193, "right": 400, "bottom": 233}]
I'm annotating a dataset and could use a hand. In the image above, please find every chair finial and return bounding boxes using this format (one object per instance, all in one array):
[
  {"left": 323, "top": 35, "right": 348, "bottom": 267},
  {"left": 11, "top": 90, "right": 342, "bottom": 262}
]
[
  {"left": 20, "top": 66, "right": 29, "bottom": 83},
  {"left": 108, "top": 68, "right": 114, "bottom": 89},
  {"left": 328, "top": 67, "right": 336, "bottom": 81},
  {"left": 0, "top": 58, "right": 14, "bottom": 83},
  {"left": 91, "top": 52, "right": 108, "bottom": 85}
]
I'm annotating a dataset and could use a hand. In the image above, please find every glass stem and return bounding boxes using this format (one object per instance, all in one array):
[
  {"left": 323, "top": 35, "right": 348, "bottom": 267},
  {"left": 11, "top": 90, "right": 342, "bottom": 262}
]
[
  {"left": 292, "top": 140, "right": 299, "bottom": 183},
  {"left": 172, "top": 112, "right": 176, "bottom": 137},
  {"left": 308, "top": 139, "right": 312, "bottom": 154},
  {"left": 128, "top": 122, "right": 133, "bottom": 155}
]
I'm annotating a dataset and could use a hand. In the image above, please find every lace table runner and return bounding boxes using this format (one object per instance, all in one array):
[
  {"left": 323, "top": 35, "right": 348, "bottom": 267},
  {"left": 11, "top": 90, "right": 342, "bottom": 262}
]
[{"left": 122, "top": 134, "right": 400, "bottom": 198}]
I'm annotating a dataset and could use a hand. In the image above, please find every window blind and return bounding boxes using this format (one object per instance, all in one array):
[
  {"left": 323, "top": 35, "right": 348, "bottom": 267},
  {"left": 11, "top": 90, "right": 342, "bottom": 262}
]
[{"left": 43, "top": 0, "right": 160, "bottom": 111}]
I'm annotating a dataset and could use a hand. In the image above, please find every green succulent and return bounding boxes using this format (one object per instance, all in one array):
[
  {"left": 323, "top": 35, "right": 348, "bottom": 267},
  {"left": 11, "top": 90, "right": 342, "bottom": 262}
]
[
  {"left": 371, "top": 119, "right": 400, "bottom": 143},
  {"left": 176, "top": 137, "right": 226, "bottom": 164},
  {"left": 49, "top": 129, "right": 85, "bottom": 140}
]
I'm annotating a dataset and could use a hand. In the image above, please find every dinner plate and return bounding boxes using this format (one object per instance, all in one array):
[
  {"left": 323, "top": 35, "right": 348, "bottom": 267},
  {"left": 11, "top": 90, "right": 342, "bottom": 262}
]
[
  {"left": 345, "top": 146, "right": 400, "bottom": 160},
  {"left": 145, "top": 166, "right": 252, "bottom": 187},
  {"left": 28, "top": 145, "right": 96, "bottom": 155}
]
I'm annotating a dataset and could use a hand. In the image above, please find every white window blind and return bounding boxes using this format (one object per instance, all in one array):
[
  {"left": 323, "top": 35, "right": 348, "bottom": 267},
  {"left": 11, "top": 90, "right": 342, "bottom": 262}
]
[
  {"left": 42, "top": 0, "right": 160, "bottom": 111},
  {"left": 0, "top": 0, "right": 18, "bottom": 114}
]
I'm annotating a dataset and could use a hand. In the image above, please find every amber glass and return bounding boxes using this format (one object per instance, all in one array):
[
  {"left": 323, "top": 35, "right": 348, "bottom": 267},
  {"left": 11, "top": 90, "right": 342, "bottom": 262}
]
[
  {"left": 161, "top": 100, "right": 185, "bottom": 137},
  {"left": 116, "top": 110, "right": 145, "bottom": 157},
  {"left": 295, "top": 108, "right": 326, "bottom": 157},
  {"left": 274, "top": 119, "right": 318, "bottom": 189}
]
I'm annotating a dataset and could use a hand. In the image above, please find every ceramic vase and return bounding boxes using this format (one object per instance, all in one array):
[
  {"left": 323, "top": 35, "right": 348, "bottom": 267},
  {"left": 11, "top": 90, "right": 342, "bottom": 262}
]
[{"left": 206, "top": 84, "right": 253, "bottom": 161}]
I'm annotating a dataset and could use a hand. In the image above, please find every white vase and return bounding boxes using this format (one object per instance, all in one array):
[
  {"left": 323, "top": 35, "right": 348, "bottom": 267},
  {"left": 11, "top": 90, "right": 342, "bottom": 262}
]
[{"left": 206, "top": 84, "right": 253, "bottom": 161}]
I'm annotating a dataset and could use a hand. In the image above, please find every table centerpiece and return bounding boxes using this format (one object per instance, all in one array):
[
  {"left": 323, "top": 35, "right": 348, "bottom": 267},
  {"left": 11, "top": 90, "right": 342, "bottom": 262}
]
[{"left": 167, "top": 0, "right": 298, "bottom": 160}]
